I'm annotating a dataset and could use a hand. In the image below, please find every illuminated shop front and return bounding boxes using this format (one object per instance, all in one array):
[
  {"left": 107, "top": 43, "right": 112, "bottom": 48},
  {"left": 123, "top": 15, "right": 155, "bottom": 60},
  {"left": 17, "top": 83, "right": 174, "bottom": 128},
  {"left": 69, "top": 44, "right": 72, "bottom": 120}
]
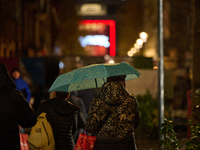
[{"left": 78, "top": 20, "right": 116, "bottom": 57}]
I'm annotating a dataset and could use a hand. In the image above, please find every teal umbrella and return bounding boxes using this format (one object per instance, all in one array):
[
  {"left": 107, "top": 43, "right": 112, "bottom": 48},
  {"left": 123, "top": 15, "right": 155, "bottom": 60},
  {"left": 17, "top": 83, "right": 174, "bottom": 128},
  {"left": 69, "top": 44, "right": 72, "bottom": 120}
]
[{"left": 48, "top": 62, "right": 140, "bottom": 92}]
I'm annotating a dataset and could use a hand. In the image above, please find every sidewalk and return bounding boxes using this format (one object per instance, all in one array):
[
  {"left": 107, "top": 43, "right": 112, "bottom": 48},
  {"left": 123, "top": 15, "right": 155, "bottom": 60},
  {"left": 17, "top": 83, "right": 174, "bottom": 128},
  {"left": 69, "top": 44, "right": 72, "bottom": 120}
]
[
  {"left": 136, "top": 125, "right": 188, "bottom": 149},
  {"left": 136, "top": 139, "right": 159, "bottom": 150},
  {"left": 136, "top": 136, "right": 188, "bottom": 150}
]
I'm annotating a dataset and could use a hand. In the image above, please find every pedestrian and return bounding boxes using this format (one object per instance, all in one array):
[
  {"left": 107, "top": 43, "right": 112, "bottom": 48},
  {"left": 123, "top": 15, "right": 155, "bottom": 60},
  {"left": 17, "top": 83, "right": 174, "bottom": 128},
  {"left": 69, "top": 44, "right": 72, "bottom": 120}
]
[
  {"left": 77, "top": 88, "right": 97, "bottom": 113},
  {"left": 11, "top": 67, "right": 32, "bottom": 102},
  {"left": 36, "top": 91, "right": 80, "bottom": 150},
  {"left": 85, "top": 75, "right": 140, "bottom": 150},
  {"left": 68, "top": 91, "right": 87, "bottom": 143},
  {"left": 0, "top": 63, "right": 37, "bottom": 150}
]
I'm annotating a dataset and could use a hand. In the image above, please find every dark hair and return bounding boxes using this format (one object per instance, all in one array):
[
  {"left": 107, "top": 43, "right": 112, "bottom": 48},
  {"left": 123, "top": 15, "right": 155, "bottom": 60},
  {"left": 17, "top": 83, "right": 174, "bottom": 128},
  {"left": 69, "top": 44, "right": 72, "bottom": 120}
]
[{"left": 11, "top": 67, "right": 20, "bottom": 74}]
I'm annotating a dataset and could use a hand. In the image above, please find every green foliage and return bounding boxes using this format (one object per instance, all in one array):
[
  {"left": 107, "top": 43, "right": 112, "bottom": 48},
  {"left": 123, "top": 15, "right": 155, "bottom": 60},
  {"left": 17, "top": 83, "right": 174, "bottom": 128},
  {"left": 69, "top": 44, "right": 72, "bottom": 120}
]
[
  {"left": 159, "top": 89, "right": 200, "bottom": 150},
  {"left": 193, "top": 89, "right": 200, "bottom": 122},
  {"left": 159, "top": 119, "right": 181, "bottom": 150},
  {"left": 136, "top": 91, "right": 158, "bottom": 139},
  {"left": 185, "top": 89, "right": 200, "bottom": 149},
  {"left": 185, "top": 123, "right": 200, "bottom": 149}
]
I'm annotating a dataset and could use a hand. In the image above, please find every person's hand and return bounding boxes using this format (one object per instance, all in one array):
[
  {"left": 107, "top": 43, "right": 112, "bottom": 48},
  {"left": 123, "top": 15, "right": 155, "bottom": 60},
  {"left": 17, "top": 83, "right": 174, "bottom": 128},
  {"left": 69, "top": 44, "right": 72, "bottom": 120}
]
[{"left": 29, "top": 97, "right": 34, "bottom": 110}]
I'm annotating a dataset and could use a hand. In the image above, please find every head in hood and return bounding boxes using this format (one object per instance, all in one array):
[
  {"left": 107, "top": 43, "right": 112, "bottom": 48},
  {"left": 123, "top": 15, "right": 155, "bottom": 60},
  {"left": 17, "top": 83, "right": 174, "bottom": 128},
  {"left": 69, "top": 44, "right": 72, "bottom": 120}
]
[
  {"left": 98, "top": 81, "right": 129, "bottom": 106},
  {"left": 107, "top": 75, "right": 126, "bottom": 87},
  {"left": 0, "top": 63, "right": 16, "bottom": 92}
]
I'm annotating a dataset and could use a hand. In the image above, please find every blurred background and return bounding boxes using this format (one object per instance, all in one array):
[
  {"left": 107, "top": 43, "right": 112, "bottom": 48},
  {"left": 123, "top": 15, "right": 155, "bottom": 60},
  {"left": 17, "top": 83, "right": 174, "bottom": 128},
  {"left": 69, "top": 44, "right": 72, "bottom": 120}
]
[{"left": 0, "top": 0, "right": 200, "bottom": 149}]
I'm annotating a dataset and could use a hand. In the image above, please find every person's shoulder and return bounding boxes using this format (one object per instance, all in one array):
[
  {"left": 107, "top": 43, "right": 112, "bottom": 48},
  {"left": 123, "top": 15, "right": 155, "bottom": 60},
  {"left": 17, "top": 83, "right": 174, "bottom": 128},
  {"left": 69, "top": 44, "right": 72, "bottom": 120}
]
[
  {"left": 129, "top": 94, "right": 136, "bottom": 99},
  {"left": 126, "top": 95, "right": 137, "bottom": 102},
  {"left": 12, "top": 90, "right": 25, "bottom": 98},
  {"left": 10, "top": 90, "right": 28, "bottom": 104}
]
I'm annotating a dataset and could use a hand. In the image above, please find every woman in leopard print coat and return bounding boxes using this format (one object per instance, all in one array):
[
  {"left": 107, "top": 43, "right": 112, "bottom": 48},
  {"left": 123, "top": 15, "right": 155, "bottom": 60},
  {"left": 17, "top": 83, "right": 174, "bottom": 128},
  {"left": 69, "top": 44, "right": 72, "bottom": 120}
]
[{"left": 85, "top": 76, "right": 140, "bottom": 150}]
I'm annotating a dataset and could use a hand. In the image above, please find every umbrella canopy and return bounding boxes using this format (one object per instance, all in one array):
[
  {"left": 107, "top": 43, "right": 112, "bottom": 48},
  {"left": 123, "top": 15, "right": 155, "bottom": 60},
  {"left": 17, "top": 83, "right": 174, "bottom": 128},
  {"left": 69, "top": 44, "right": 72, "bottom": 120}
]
[{"left": 49, "top": 62, "right": 140, "bottom": 92}]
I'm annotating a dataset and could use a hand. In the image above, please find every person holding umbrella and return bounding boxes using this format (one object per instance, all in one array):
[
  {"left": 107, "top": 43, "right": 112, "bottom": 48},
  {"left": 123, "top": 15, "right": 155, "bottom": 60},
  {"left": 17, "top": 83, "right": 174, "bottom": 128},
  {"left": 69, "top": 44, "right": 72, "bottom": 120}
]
[
  {"left": 48, "top": 62, "right": 141, "bottom": 149},
  {"left": 85, "top": 75, "right": 140, "bottom": 150}
]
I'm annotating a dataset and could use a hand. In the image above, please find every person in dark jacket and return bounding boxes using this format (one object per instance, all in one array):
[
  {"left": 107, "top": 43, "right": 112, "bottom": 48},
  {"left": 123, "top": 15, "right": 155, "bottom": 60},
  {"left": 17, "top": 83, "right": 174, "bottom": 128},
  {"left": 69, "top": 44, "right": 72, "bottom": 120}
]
[
  {"left": 0, "top": 63, "right": 37, "bottom": 150},
  {"left": 85, "top": 75, "right": 140, "bottom": 150},
  {"left": 68, "top": 91, "right": 87, "bottom": 143},
  {"left": 11, "top": 67, "right": 32, "bottom": 102},
  {"left": 36, "top": 91, "right": 80, "bottom": 150}
]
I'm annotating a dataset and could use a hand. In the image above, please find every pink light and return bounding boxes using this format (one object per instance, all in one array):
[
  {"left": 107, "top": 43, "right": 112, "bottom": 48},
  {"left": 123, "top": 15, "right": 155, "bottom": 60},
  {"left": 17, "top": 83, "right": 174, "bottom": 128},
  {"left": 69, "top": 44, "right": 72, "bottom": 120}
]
[{"left": 79, "top": 20, "right": 116, "bottom": 57}]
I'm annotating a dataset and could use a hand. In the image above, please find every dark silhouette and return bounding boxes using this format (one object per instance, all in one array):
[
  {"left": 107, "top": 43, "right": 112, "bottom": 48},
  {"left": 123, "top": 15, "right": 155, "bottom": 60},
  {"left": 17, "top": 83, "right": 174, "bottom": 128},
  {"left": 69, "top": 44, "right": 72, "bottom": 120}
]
[
  {"left": 0, "top": 63, "right": 37, "bottom": 150},
  {"left": 36, "top": 92, "right": 80, "bottom": 150},
  {"left": 68, "top": 91, "right": 87, "bottom": 142}
]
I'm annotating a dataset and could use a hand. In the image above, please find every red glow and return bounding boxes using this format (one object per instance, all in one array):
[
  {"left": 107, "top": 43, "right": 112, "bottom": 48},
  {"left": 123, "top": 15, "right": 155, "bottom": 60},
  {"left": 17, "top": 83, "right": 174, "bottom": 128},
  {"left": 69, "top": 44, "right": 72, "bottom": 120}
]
[{"left": 79, "top": 20, "right": 116, "bottom": 57}]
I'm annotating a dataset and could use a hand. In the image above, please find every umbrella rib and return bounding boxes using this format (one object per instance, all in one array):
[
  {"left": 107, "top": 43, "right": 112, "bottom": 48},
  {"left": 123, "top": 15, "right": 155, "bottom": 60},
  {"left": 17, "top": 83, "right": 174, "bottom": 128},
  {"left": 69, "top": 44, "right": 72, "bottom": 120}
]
[{"left": 95, "top": 78, "right": 98, "bottom": 95}]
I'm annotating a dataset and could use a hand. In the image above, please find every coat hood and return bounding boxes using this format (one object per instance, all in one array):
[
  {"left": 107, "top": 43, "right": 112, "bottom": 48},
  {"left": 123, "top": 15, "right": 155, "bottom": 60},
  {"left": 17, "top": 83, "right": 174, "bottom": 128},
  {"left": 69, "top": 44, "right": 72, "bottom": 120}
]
[
  {"left": 98, "top": 81, "right": 129, "bottom": 105},
  {"left": 0, "top": 63, "right": 16, "bottom": 94},
  {"left": 47, "top": 98, "right": 80, "bottom": 116}
]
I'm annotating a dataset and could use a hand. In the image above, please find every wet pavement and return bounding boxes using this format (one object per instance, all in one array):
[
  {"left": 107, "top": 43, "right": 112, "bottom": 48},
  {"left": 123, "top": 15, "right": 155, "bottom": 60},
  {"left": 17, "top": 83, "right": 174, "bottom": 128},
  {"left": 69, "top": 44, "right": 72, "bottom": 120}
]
[
  {"left": 136, "top": 138, "right": 187, "bottom": 150},
  {"left": 136, "top": 129, "right": 188, "bottom": 150}
]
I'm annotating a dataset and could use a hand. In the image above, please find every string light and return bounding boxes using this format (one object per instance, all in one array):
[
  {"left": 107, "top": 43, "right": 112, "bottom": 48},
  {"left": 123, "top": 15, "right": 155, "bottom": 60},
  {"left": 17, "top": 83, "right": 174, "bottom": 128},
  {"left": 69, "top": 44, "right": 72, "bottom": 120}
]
[{"left": 127, "top": 32, "right": 148, "bottom": 57}]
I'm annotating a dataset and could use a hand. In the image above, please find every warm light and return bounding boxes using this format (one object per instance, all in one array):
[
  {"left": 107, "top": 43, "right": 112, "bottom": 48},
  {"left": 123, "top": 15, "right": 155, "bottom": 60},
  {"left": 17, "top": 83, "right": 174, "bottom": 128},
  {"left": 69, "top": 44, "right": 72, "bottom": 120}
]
[
  {"left": 130, "top": 48, "right": 137, "bottom": 53},
  {"left": 127, "top": 51, "right": 134, "bottom": 57},
  {"left": 108, "top": 59, "right": 115, "bottom": 63},
  {"left": 78, "top": 4, "right": 107, "bottom": 16},
  {"left": 104, "top": 54, "right": 110, "bottom": 60},
  {"left": 153, "top": 66, "right": 158, "bottom": 69},
  {"left": 143, "top": 48, "right": 156, "bottom": 58},
  {"left": 134, "top": 43, "right": 142, "bottom": 49},
  {"left": 136, "top": 39, "right": 143, "bottom": 46},
  {"left": 127, "top": 32, "right": 148, "bottom": 57},
  {"left": 75, "top": 56, "right": 80, "bottom": 62},
  {"left": 139, "top": 32, "right": 148, "bottom": 42}
]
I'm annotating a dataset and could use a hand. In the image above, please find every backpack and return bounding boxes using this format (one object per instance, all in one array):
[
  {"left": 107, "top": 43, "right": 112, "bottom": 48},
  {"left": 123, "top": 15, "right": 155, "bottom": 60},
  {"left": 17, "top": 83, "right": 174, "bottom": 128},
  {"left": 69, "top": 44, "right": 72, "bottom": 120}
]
[{"left": 28, "top": 112, "right": 55, "bottom": 150}]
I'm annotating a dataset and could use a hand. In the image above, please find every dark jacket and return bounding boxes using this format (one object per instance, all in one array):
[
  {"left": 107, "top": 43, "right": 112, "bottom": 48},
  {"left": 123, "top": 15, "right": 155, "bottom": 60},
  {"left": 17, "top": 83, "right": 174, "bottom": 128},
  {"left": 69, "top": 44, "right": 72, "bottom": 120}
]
[
  {"left": 36, "top": 98, "right": 80, "bottom": 150},
  {"left": 68, "top": 93, "right": 87, "bottom": 128},
  {"left": 0, "top": 63, "right": 37, "bottom": 150},
  {"left": 85, "top": 82, "right": 140, "bottom": 150}
]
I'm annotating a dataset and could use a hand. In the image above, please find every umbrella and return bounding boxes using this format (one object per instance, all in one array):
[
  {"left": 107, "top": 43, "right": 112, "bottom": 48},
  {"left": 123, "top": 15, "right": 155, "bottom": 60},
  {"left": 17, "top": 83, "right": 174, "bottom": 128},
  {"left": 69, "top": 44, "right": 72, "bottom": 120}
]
[{"left": 48, "top": 62, "right": 140, "bottom": 93}]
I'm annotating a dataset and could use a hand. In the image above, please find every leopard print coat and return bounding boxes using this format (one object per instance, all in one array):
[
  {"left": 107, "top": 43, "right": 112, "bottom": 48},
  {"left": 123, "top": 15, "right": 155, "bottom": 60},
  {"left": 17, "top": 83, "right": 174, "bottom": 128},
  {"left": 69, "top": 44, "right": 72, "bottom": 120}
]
[{"left": 85, "top": 81, "right": 140, "bottom": 138}]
